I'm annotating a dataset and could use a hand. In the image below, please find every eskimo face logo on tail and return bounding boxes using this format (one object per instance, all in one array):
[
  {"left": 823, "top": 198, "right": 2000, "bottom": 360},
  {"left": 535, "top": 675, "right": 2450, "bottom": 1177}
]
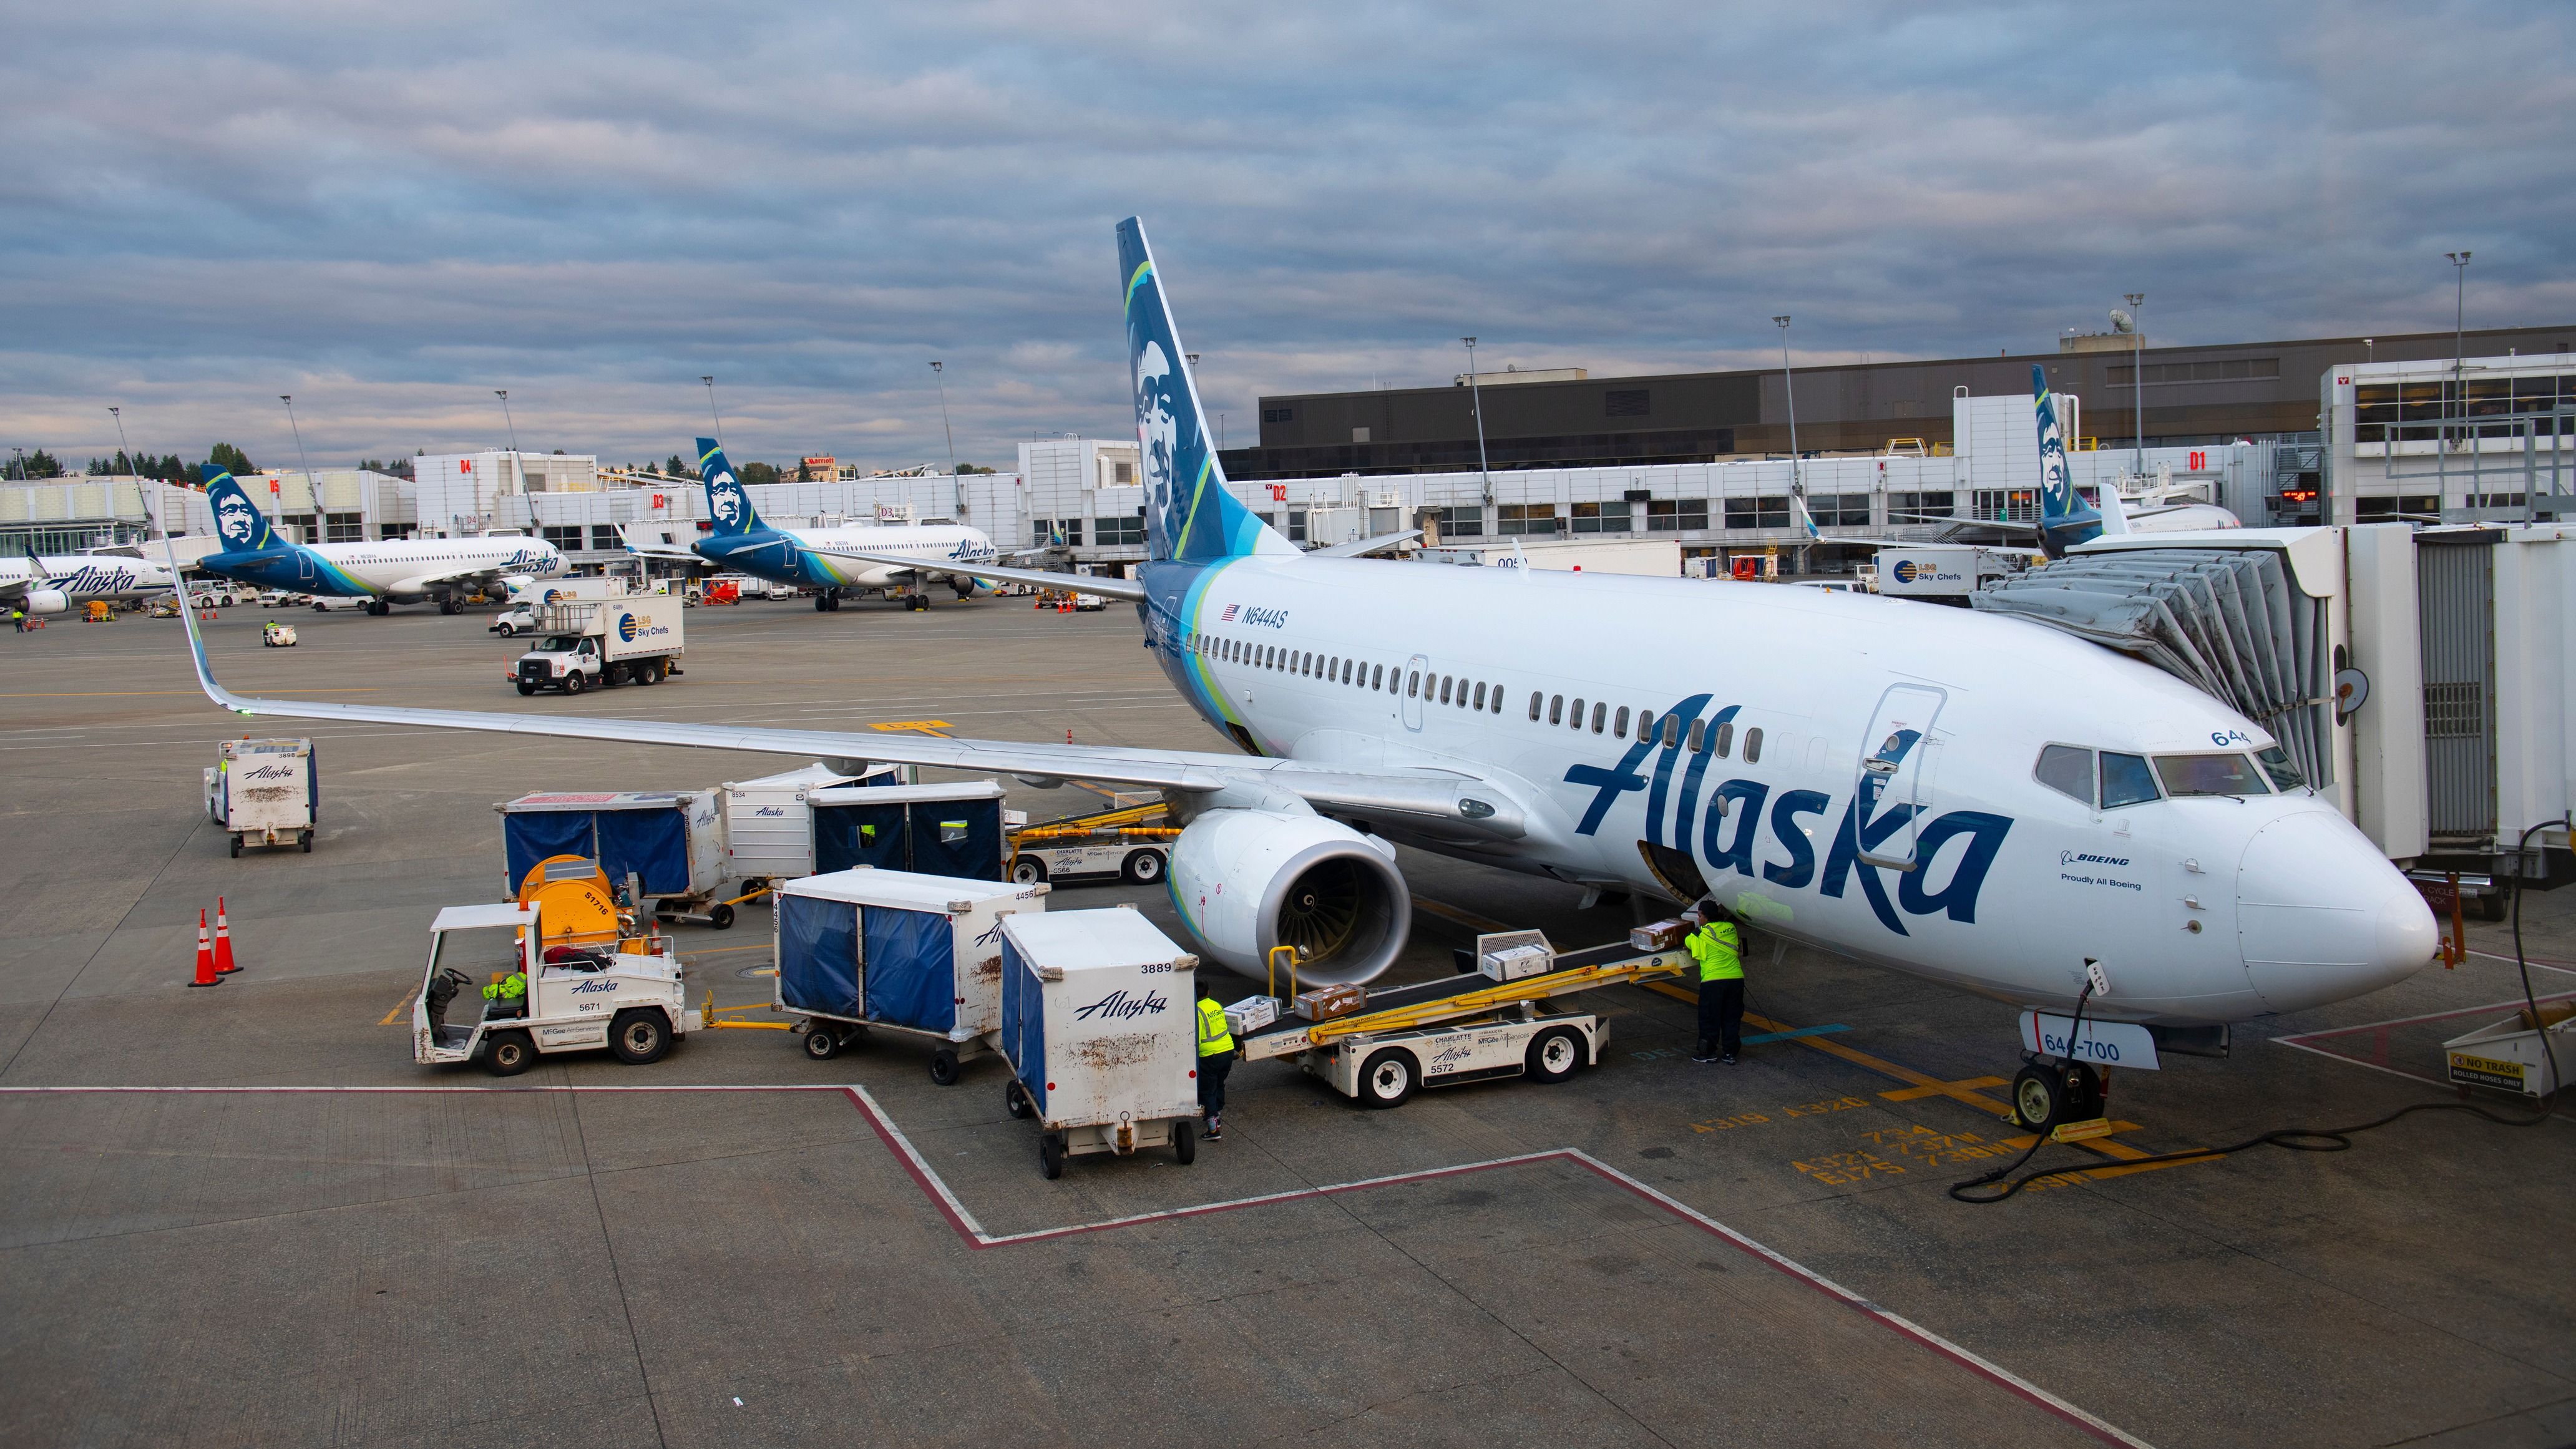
[
  {"left": 213, "top": 492, "right": 258, "bottom": 548},
  {"left": 1135, "top": 341, "right": 1179, "bottom": 531},
  {"left": 708, "top": 472, "right": 743, "bottom": 530}
]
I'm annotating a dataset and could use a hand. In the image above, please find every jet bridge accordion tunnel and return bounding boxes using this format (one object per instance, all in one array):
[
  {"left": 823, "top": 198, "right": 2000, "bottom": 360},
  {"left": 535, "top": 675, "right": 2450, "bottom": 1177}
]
[{"left": 1971, "top": 547, "right": 2334, "bottom": 794}]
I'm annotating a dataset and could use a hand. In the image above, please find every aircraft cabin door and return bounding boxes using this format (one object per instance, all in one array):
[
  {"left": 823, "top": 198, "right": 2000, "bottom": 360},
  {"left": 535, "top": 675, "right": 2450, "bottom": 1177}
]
[
  {"left": 296, "top": 550, "right": 315, "bottom": 582},
  {"left": 1855, "top": 683, "right": 1945, "bottom": 871},
  {"left": 1400, "top": 655, "right": 1428, "bottom": 731}
]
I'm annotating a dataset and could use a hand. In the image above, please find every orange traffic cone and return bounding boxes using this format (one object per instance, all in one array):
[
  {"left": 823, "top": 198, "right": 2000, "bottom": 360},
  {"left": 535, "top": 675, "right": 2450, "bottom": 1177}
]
[
  {"left": 187, "top": 909, "right": 222, "bottom": 987},
  {"left": 213, "top": 896, "right": 240, "bottom": 975}
]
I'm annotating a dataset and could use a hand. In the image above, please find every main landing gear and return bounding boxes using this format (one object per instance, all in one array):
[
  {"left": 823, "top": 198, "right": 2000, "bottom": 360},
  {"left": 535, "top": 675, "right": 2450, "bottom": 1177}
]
[{"left": 814, "top": 588, "right": 844, "bottom": 612}]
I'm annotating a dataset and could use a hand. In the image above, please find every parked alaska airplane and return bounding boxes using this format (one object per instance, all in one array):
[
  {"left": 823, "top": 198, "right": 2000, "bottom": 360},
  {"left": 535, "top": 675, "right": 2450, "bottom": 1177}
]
[
  {"left": 1794, "top": 374, "right": 2238, "bottom": 550},
  {"left": 166, "top": 218, "right": 2434, "bottom": 1067},
  {"left": 190, "top": 471, "right": 564, "bottom": 614},
  {"left": 623, "top": 455, "right": 1025, "bottom": 612},
  {"left": 1, "top": 546, "right": 176, "bottom": 614}
]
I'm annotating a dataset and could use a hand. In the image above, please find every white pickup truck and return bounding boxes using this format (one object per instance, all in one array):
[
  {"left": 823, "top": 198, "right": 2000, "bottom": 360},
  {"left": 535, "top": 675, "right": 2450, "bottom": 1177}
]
[{"left": 509, "top": 598, "right": 684, "bottom": 695}]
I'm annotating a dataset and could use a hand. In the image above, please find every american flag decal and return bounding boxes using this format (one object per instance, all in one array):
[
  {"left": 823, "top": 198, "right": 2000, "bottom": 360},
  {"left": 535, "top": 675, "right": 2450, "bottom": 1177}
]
[{"left": 1221, "top": 603, "right": 1238, "bottom": 621}]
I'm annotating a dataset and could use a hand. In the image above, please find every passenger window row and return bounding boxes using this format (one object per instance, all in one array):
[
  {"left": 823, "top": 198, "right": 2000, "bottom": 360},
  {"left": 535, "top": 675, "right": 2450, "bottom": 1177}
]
[
  {"left": 1524, "top": 691, "right": 1761, "bottom": 761},
  {"left": 1193, "top": 630, "right": 1509, "bottom": 711}
]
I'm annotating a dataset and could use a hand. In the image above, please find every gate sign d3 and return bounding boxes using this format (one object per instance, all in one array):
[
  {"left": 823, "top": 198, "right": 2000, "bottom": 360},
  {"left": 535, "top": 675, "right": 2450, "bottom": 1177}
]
[{"left": 2018, "top": 1010, "right": 2161, "bottom": 1071}]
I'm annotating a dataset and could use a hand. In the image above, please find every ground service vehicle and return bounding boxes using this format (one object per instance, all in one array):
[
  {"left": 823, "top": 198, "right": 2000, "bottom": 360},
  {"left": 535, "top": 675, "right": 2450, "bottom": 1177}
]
[
  {"left": 511, "top": 598, "right": 683, "bottom": 694},
  {"left": 413, "top": 860, "right": 697, "bottom": 1075},
  {"left": 204, "top": 737, "right": 317, "bottom": 856}
]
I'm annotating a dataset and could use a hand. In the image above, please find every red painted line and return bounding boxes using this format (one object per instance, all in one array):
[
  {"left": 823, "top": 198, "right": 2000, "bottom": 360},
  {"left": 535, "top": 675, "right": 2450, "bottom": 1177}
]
[
  {"left": 2273, "top": 989, "right": 2576, "bottom": 1044},
  {"left": 5, "top": 1081, "right": 2151, "bottom": 1447}
]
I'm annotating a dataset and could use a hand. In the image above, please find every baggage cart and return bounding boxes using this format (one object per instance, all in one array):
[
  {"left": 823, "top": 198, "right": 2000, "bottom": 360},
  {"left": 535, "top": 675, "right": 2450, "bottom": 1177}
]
[
  {"left": 997, "top": 907, "right": 1203, "bottom": 1177},
  {"left": 497, "top": 789, "right": 734, "bottom": 924},
  {"left": 810, "top": 780, "right": 1008, "bottom": 881},
  {"left": 773, "top": 867, "right": 1048, "bottom": 1083},
  {"left": 721, "top": 762, "right": 899, "bottom": 886},
  {"left": 205, "top": 737, "right": 317, "bottom": 857}
]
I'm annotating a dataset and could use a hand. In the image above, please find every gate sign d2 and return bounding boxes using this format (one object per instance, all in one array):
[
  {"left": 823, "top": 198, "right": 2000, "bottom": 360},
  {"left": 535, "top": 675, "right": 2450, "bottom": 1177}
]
[{"left": 2019, "top": 1010, "right": 2161, "bottom": 1071}]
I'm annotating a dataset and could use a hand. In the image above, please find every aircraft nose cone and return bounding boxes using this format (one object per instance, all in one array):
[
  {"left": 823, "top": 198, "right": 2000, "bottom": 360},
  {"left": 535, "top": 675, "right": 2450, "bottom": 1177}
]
[{"left": 2237, "top": 809, "right": 2436, "bottom": 1012}]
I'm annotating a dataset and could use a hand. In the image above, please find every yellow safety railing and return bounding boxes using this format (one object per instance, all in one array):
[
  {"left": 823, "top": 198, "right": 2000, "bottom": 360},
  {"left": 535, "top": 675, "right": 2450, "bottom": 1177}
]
[{"left": 1294, "top": 954, "right": 1688, "bottom": 1046}]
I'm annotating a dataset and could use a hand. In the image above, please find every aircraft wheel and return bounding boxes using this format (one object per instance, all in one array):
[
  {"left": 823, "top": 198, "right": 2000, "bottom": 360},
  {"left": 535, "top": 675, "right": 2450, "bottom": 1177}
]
[
  {"left": 2012, "top": 1063, "right": 2068, "bottom": 1130},
  {"left": 814, "top": 594, "right": 830, "bottom": 612}
]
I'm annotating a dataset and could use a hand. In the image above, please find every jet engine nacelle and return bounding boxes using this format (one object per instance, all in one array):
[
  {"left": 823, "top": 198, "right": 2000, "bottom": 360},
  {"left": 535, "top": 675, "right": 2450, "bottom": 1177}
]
[
  {"left": 1168, "top": 808, "right": 1411, "bottom": 986},
  {"left": 22, "top": 589, "right": 67, "bottom": 615},
  {"left": 950, "top": 575, "right": 994, "bottom": 600}
]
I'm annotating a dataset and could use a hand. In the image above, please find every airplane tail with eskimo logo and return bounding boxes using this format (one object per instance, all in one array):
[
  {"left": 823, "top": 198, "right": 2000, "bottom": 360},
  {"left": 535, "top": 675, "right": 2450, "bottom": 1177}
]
[
  {"left": 202, "top": 465, "right": 279, "bottom": 554},
  {"left": 1119, "top": 218, "right": 1294, "bottom": 565},
  {"left": 2032, "top": 364, "right": 2104, "bottom": 559},
  {"left": 696, "top": 438, "right": 765, "bottom": 538}
]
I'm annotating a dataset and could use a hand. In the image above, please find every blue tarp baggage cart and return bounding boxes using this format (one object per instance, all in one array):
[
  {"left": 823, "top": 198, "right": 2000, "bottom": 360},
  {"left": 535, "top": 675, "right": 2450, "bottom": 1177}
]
[
  {"left": 809, "top": 781, "right": 1008, "bottom": 881},
  {"left": 774, "top": 867, "right": 1048, "bottom": 1084},
  {"left": 997, "top": 907, "right": 1203, "bottom": 1178},
  {"left": 495, "top": 789, "right": 734, "bottom": 925}
]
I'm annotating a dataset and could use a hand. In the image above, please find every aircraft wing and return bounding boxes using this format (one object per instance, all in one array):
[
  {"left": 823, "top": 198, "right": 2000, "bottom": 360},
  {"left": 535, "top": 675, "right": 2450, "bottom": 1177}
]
[
  {"left": 388, "top": 562, "right": 525, "bottom": 595},
  {"left": 1308, "top": 529, "right": 1421, "bottom": 559},
  {"left": 160, "top": 534, "right": 1516, "bottom": 837},
  {"left": 803, "top": 547, "right": 1149, "bottom": 603},
  {"left": 624, "top": 541, "right": 705, "bottom": 563}
]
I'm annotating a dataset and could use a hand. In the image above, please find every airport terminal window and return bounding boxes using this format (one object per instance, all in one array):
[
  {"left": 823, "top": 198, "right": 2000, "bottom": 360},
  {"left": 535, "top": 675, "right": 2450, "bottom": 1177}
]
[
  {"left": 1498, "top": 504, "right": 1558, "bottom": 537},
  {"left": 2154, "top": 753, "right": 2271, "bottom": 798},
  {"left": 543, "top": 525, "right": 583, "bottom": 550},
  {"left": 2099, "top": 752, "right": 2160, "bottom": 808},
  {"left": 2034, "top": 744, "right": 2094, "bottom": 806},
  {"left": 1591, "top": 702, "right": 1607, "bottom": 734},
  {"left": 1646, "top": 499, "right": 1709, "bottom": 532},
  {"left": 325, "top": 513, "right": 365, "bottom": 543},
  {"left": 1435, "top": 505, "right": 1485, "bottom": 538},
  {"left": 1264, "top": 407, "right": 1294, "bottom": 423},
  {"left": 1723, "top": 496, "right": 1790, "bottom": 530},
  {"left": 1811, "top": 495, "right": 1871, "bottom": 527},
  {"left": 1743, "top": 727, "right": 1762, "bottom": 763},
  {"left": 1571, "top": 501, "right": 1632, "bottom": 534},
  {"left": 1971, "top": 489, "right": 2037, "bottom": 524},
  {"left": 1058, "top": 519, "right": 1083, "bottom": 546},
  {"left": 2255, "top": 746, "right": 2306, "bottom": 793},
  {"left": 1287, "top": 510, "right": 1307, "bottom": 543},
  {"left": 1888, "top": 492, "right": 1956, "bottom": 523},
  {"left": 588, "top": 525, "right": 620, "bottom": 551},
  {"left": 1095, "top": 514, "right": 1144, "bottom": 546}
]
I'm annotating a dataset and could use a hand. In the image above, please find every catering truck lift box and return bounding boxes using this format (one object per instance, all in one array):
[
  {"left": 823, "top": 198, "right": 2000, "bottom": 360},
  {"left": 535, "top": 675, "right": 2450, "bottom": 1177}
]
[
  {"left": 810, "top": 781, "right": 1009, "bottom": 880},
  {"left": 773, "top": 867, "right": 1048, "bottom": 1081},
  {"left": 721, "top": 763, "right": 899, "bottom": 884},
  {"left": 998, "top": 907, "right": 1202, "bottom": 1177},
  {"left": 203, "top": 737, "right": 317, "bottom": 856},
  {"left": 496, "top": 789, "right": 733, "bottom": 922},
  {"left": 510, "top": 597, "right": 683, "bottom": 695}
]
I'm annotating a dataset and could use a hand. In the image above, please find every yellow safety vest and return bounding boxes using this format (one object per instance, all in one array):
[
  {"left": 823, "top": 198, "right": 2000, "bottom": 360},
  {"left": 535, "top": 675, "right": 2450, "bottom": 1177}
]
[
  {"left": 1688, "top": 921, "right": 1743, "bottom": 983},
  {"left": 1196, "top": 997, "right": 1236, "bottom": 1056}
]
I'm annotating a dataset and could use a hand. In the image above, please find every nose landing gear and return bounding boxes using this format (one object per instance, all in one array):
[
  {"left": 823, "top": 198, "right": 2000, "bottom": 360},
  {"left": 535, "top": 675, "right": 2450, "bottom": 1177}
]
[{"left": 2011, "top": 1058, "right": 2105, "bottom": 1131}]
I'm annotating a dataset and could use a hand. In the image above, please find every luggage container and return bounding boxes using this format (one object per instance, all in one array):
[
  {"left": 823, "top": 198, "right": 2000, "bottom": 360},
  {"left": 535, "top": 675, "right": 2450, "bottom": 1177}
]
[
  {"left": 496, "top": 789, "right": 733, "bottom": 924},
  {"left": 721, "top": 763, "right": 899, "bottom": 886},
  {"left": 774, "top": 868, "right": 1047, "bottom": 1082},
  {"left": 997, "top": 907, "right": 1203, "bottom": 1178},
  {"left": 810, "top": 781, "right": 1008, "bottom": 880},
  {"left": 205, "top": 737, "right": 317, "bottom": 857}
]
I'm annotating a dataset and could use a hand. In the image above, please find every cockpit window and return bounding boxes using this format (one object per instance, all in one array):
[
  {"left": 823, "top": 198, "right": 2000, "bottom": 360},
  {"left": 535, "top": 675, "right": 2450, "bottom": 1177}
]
[
  {"left": 2255, "top": 744, "right": 2306, "bottom": 793},
  {"left": 2099, "top": 752, "right": 2160, "bottom": 808},
  {"left": 2034, "top": 744, "right": 2094, "bottom": 807},
  {"left": 2154, "top": 753, "right": 2272, "bottom": 798}
]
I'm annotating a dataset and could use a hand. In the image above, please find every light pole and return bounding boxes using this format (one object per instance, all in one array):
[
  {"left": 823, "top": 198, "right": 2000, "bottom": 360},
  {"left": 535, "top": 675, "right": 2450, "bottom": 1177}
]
[
  {"left": 2446, "top": 251, "right": 2471, "bottom": 452},
  {"left": 1773, "top": 315, "right": 1800, "bottom": 482},
  {"left": 2125, "top": 292, "right": 2145, "bottom": 476},
  {"left": 281, "top": 394, "right": 319, "bottom": 542},
  {"left": 929, "top": 361, "right": 957, "bottom": 474},
  {"left": 1462, "top": 338, "right": 1493, "bottom": 505},
  {"left": 701, "top": 375, "right": 722, "bottom": 451}
]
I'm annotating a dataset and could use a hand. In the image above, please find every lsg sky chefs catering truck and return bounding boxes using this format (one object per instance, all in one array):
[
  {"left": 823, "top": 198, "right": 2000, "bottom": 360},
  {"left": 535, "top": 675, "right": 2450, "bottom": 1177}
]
[{"left": 510, "top": 598, "right": 685, "bottom": 695}]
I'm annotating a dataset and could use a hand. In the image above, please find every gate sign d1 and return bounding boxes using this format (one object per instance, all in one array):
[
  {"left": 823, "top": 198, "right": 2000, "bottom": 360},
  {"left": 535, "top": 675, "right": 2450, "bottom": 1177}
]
[{"left": 2019, "top": 1010, "right": 2161, "bottom": 1071}]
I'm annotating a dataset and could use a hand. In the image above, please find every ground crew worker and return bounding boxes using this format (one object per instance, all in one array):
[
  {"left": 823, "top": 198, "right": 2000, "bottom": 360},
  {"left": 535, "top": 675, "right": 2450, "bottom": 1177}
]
[
  {"left": 481, "top": 971, "right": 527, "bottom": 1006},
  {"left": 9, "top": 608, "right": 24, "bottom": 633},
  {"left": 1194, "top": 981, "right": 1236, "bottom": 1140},
  {"left": 1687, "top": 900, "right": 1744, "bottom": 1064}
]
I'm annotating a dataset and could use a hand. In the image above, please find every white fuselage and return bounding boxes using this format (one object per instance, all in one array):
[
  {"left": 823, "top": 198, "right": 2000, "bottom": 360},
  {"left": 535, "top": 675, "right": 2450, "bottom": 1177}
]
[
  {"left": 202, "top": 537, "right": 565, "bottom": 600},
  {"left": 700, "top": 522, "right": 999, "bottom": 591},
  {"left": 3, "top": 555, "right": 175, "bottom": 603},
  {"left": 1153, "top": 555, "right": 2432, "bottom": 1025}
]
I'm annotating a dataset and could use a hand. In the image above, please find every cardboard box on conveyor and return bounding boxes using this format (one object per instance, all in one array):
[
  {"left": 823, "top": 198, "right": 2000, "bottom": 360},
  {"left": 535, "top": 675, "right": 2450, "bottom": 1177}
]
[{"left": 1292, "top": 983, "right": 1370, "bottom": 1022}]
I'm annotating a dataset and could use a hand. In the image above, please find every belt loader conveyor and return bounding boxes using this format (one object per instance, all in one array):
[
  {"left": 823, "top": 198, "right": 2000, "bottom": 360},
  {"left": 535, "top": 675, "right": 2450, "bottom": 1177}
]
[{"left": 1234, "top": 933, "right": 1690, "bottom": 1108}]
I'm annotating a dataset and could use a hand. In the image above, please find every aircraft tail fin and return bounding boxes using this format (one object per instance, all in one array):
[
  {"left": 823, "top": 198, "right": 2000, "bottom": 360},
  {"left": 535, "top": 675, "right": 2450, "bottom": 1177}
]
[
  {"left": 202, "top": 465, "right": 277, "bottom": 552},
  {"left": 696, "top": 439, "right": 763, "bottom": 537},
  {"left": 1118, "top": 218, "right": 1291, "bottom": 564},
  {"left": 2032, "top": 364, "right": 2102, "bottom": 559}
]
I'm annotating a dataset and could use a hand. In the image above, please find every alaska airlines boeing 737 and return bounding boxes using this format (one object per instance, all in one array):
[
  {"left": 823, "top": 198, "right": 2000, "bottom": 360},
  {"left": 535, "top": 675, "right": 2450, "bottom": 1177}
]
[
  {"left": 190, "top": 469, "right": 564, "bottom": 615},
  {"left": 624, "top": 451, "right": 1019, "bottom": 612},
  {"left": 1, "top": 547, "right": 175, "bottom": 615},
  {"left": 166, "top": 219, "right": 2434, "bottom": 1062}
]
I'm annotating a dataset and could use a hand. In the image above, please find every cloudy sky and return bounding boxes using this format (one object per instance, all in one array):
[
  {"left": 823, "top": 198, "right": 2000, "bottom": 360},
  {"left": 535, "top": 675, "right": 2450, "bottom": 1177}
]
[{"left": 4, "top": 1, "right": 2569, "bottom": 474}]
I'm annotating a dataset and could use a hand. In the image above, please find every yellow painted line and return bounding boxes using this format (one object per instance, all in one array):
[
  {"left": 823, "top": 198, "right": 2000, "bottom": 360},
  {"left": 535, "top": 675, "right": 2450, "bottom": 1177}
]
[
  {"left": 1410, "top": 895, "right": 1512, "bottom": 933},
  {"left": 1878, "top": 1075, "right": 2008, "bottom": 1102},
  {"left": 1645, "top": 980, "right": 2016, "bottom": 1115},
  {"left": 1, "top": 688, "right": 386, "bottom": 698},
  {"left": 378, "top": 988, "right": 415, "bottom": 1027},
  {"left": 869, "top": 720, "right": 953, "bottom": 731}
]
